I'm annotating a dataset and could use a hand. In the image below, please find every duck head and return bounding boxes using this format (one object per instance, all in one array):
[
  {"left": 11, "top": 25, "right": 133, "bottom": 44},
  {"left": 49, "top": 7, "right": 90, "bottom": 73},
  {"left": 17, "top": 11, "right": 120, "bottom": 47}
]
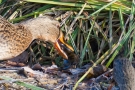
[
  {"left": 54, "top": 31, "right": 74, "bottom": 59},
  {"left": 19, "top": 16, "right": 74, "bottom": 60}
]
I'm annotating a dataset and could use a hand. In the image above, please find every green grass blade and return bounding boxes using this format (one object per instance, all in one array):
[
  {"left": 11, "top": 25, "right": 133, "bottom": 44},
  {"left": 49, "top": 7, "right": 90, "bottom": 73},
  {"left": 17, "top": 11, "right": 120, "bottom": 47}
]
[
  {"left": 79, "top": 20, "right": 94, "bottom": 66},
  {"left": 109, "top": 6, "right": 112, "bottom": 48},
  {"left": 129, "top": 0, "right": 135, "bottom": 61},
  {"left": 16, "top": 81, "right": 45, "bottom": 90},
  {"left": 90, "top": 0, "right": 118, "bottom": 16},
  {"left": 9, "top": 4, "right": 53, "bottom": 22},
  {"left": 0, "top": 76, "right": 45, "bottom": 90}
]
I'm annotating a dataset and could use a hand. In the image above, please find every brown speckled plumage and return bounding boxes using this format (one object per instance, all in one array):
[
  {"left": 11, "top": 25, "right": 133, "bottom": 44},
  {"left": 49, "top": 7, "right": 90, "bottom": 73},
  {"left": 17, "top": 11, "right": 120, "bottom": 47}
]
[{"left": 0, "top": 16, "right": 60, "bottom": 60}]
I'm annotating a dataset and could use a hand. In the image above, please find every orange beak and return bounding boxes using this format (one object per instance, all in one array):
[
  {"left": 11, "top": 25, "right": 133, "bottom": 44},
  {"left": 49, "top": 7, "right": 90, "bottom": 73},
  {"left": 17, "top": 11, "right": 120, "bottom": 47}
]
[{"left": 54, "top": 32, "right": 74, "bottom": 59}]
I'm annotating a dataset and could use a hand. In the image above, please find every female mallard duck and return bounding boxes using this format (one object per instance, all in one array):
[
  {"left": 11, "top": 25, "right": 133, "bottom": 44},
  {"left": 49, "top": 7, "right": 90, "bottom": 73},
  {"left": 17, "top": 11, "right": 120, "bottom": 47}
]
[{"left": 0, "top": 16, "right": 74, "bottom": 60}]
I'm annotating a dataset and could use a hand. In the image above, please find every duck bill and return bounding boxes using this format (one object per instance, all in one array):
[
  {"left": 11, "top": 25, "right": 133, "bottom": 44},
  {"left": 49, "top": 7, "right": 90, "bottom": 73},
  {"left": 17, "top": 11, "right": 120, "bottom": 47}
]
[
  {"left": 54, "top": 41, "right": 68, "bottom": 59},
  {"left": 54, "top": 34, "right": 74, "bottom": 59}
]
